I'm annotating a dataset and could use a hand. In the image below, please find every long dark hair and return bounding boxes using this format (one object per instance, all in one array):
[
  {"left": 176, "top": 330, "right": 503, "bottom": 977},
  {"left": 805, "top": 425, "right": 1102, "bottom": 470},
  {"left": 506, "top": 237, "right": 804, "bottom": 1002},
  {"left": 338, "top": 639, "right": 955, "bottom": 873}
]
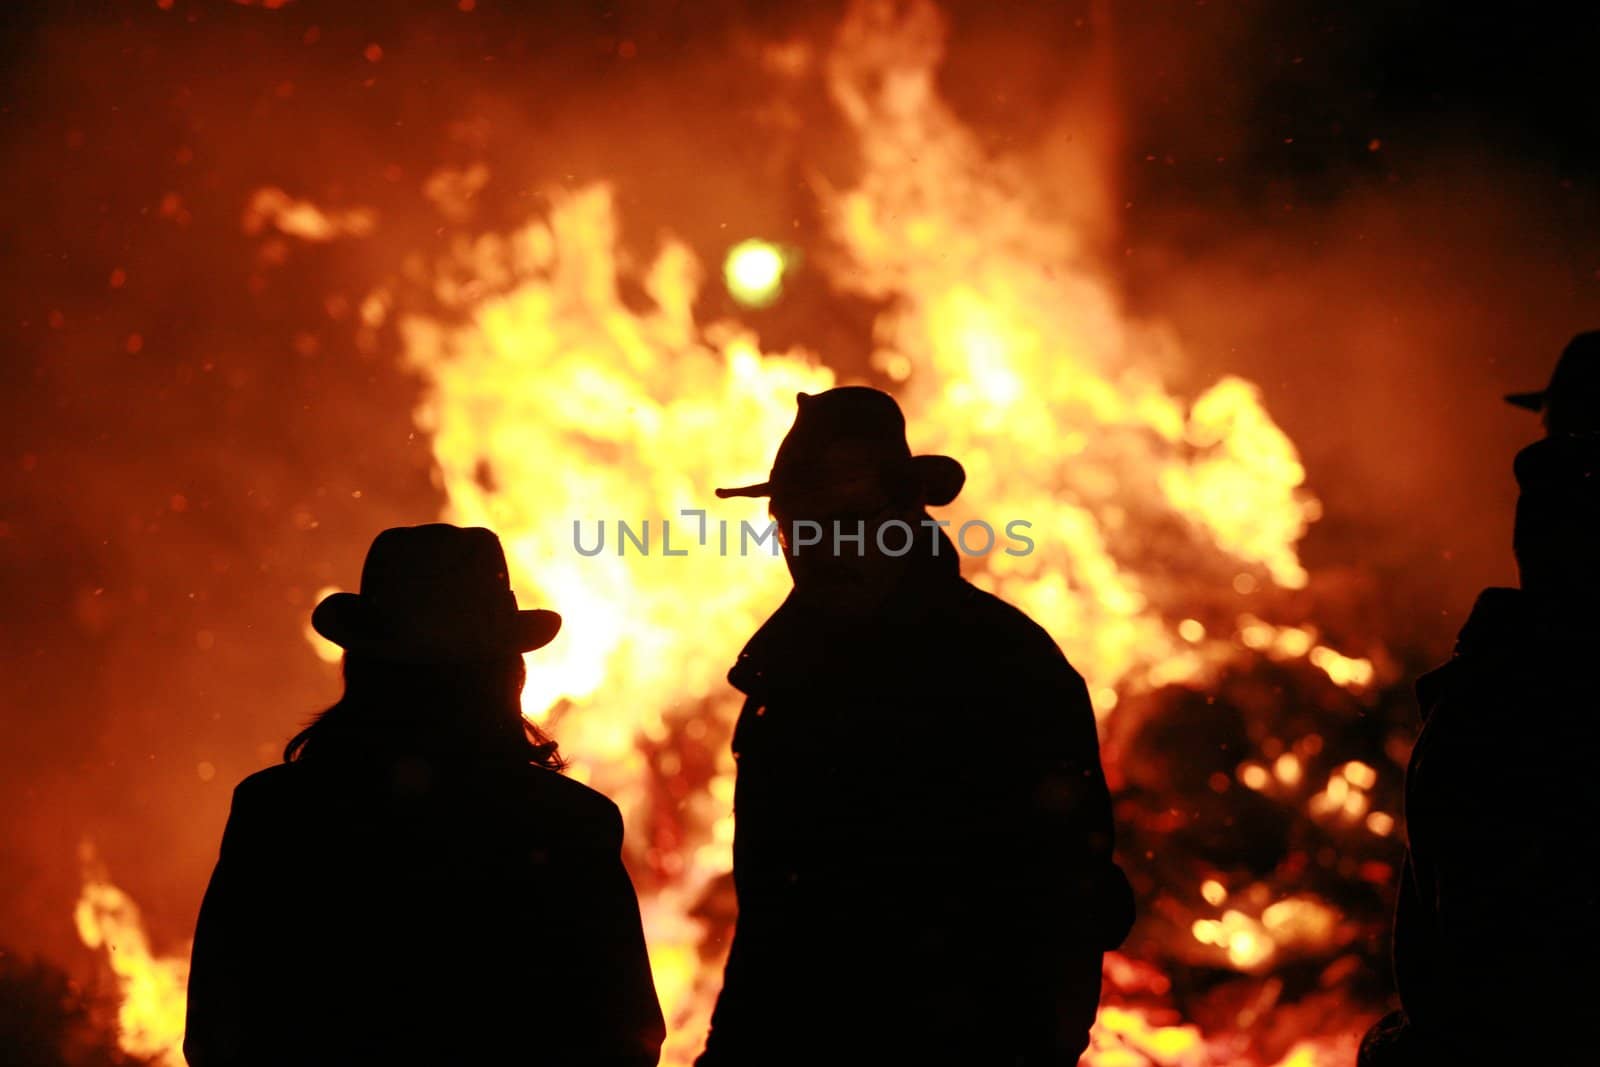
[{"left": 284, "top": 652, "right": 565, "bottom": 770}]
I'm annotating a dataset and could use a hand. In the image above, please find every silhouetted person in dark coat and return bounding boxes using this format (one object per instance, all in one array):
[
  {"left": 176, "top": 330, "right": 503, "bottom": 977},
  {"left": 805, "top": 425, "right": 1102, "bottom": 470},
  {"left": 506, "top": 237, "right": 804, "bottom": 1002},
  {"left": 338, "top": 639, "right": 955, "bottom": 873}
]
[
  {"left": 184, "top": 524, "right": 664, "bottom": 1067},
  {"left": 698, "top": 388, "right": 1134, "bottom": 1067},
  {"left": 1361, "top": 333, "right": 1600, "bottom": 1066}
]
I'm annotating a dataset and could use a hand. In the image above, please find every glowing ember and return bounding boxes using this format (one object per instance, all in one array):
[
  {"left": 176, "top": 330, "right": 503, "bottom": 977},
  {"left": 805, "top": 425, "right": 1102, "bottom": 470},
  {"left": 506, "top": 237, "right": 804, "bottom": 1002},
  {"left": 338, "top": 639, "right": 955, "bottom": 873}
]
[{"left": 241, "top": 187, "right": 375, "bottom": 243}]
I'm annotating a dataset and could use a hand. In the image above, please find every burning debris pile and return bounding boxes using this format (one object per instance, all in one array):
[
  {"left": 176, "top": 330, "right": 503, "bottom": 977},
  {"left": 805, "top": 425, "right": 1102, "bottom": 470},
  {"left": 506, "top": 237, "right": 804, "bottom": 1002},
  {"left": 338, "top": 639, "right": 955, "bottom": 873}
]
[{"left": 72, "top": 2, "right": 1409, "bottom": 1065}]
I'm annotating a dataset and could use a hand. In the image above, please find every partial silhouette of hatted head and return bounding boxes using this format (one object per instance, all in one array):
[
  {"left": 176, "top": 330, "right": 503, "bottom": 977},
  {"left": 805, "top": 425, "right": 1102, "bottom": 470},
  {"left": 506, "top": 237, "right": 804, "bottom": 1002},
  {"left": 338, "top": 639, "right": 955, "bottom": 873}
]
[
  {"left": 718, "top": 388, "right": 964, "bottom": 616},
  {"left": 1506, "top": 331, "right": 1600, "bottom": 437},
  {"left": 715, "top": 387, "right": 965, "bottom": 506},
  {"left": 294, "top": 525, "right": 566, "bottom": 766},
  {"left": 312, "top": 524, "right": 561, "bottom": 664}
]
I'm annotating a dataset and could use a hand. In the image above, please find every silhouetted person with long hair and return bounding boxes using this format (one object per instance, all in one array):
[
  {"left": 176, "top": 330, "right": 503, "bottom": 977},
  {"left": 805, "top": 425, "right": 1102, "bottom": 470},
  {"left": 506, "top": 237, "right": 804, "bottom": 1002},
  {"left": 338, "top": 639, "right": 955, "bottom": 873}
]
[
  {"left": 697, "top": 388, "right": 1134, "bottom": 1067},
  {"left": 184, "top": 524, "right": 664, "bottom": 1067},
  {"left": 1360, "top": 333, "right": 1600, "bottom": 1066}
]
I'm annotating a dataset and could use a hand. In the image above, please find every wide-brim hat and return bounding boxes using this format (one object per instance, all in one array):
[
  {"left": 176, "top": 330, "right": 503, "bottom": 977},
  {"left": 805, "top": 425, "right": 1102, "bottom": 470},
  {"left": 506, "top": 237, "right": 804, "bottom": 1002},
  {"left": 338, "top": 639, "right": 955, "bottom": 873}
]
[
  {"left": 715, "top": 387, "right": 965, "bottom": 506},
  {"left": 1506, "top": 330, "right": 1600, "bottom": 436},
  {"left": 312, "top": 524, "right": 561, "bottom": 664}
]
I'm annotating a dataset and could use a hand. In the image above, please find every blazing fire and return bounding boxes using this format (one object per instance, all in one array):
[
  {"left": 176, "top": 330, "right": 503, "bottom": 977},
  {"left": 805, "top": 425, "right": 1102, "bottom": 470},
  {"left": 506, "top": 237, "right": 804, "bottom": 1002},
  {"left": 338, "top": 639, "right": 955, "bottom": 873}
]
[{"left": 72, "top": 3, "right": 1393, "bottom": 1065}]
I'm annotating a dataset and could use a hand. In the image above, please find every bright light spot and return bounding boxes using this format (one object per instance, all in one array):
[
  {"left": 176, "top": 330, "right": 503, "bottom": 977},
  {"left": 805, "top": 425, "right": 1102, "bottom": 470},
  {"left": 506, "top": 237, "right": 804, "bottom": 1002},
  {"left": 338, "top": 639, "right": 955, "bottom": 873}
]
[
  {"left": 1227, "top": 927, "right": 1271, "bottom": 970},
  {"left": 724, "top": 239, "right": 787, "bottom": 307},
  {"left": 1342, "top": 760, "right": 1378, "bottom": 790},
  {"left": 873, "top": 349, "right": 913, "bottom": 381},
  {"left": 1274, "top": 752, "right": 1303, "bottom": 787},
  {"left": 1367, "top": 811, "right": 1396, "bottom": 837},
  {"left": 1273, "top": 626, "right": 1314, "bottom": 658},
  {"left": 1310, "top": 645, "right": 1376, "bottom": 690},
  {"left": 305, "top": 586, "right": 344, "bottom": 663},
  {"left": 1201, "top": 878, "right": 1228, "bottom": 906},
  {"left": 1239, "top": 762, "right": 1271, "bottom": 791},
  {"left": 1238, "top": 614, "right": 1274, "bottom": 650},
  {"left": 1177, "top": 618, "right": 1206, "bottom": 643}
]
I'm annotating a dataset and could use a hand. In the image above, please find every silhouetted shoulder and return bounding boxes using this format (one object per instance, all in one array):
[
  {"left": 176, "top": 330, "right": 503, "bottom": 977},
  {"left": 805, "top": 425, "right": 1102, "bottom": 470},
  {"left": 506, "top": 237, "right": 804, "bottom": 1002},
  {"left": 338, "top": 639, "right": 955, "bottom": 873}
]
[
  {"left": 949, "top": 579, "right": 1084, "bottom": 683},
  {"left": 514, "top": 764, "right": 626, "bottom": 844},
  {"left": 212, "top": 764, "right": 315, "bottom": 856},
  {"left": 942, "top": 580, "right": 1101, "bottom": 767},
  {"left": 226, "top": 761, "right": 624, "bottom": 848},
  {"left": 228, "top": 762, "right": 305, "bottom": 810}
]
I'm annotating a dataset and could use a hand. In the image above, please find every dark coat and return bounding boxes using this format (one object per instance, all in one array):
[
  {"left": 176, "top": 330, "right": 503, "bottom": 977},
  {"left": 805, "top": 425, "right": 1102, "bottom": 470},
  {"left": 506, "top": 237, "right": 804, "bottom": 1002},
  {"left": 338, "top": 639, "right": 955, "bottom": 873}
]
[
  {"left": 1361, "top": 587, "right": 1600, "bottom": 1066},
  {"left": 697, "top": 548, "right": 1134, "bottom": 1067},
  {"left": 183, "top": 756, "right": 665, "bottom": 1067}
]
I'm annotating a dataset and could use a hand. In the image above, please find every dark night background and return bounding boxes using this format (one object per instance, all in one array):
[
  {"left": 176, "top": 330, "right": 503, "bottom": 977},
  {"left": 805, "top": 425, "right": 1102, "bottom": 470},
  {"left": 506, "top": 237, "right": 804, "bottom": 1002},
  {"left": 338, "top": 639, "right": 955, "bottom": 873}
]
[{"left": 1, "top": 0, "right": 1598, "bottom": 1047}]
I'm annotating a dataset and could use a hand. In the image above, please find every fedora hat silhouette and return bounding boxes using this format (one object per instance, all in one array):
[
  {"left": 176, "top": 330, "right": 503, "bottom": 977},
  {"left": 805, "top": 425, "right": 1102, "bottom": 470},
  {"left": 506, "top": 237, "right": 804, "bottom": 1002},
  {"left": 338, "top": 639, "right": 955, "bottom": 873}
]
[
  {"left": 715, "top": 387, "right": 965, "bottom": 506},
  {"left": 312, "top": 524, "right": 561, "bottom": 663}
]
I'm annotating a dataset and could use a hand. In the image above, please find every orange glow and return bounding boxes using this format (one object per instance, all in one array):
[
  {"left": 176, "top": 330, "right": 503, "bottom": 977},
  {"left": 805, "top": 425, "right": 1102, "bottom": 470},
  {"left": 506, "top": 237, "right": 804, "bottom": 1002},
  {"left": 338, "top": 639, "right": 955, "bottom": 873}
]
[
  {"left": 241, "top": 187, "right": 376, "bottom": 243},
  {"left": 73, "top": 3, "right": 1394, "bottom": 1063}
]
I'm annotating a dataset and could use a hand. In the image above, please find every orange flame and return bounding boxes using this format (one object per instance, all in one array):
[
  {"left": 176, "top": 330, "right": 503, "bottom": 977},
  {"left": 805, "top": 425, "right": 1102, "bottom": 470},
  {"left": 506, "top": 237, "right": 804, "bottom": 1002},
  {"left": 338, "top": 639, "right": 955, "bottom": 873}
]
[
  {"left": 75, "top": 2, "right": 1387, "bottom": 1063},
  {"left": 388, "top": 3, "right": 1376, "bottom": 1059},
  {"left": 74, "top": 851, "right": 188, "bottom": 1066}
]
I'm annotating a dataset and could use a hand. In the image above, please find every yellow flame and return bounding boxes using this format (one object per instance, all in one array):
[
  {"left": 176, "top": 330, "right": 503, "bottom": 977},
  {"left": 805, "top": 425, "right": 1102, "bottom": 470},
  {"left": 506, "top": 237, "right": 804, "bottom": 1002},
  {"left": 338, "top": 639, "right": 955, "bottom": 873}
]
[
  {"left": 79, "top": 3, "right": 1382, "bottom": 1063},
  {"left": 395, "top": 2, "right": 1333, "bottom": 1041},
  {"left": 74, "top": 862, "right": 188, "bottom": 1066},
  {"left": 1089, "top": 1005, "right": 1207, "bottom": 1066},
  {"left": 815, "top": 0, "right": 1326, "bottom": 702},
  {"left": 400, "top": 182, "right": 831, "bottom": 1057}
]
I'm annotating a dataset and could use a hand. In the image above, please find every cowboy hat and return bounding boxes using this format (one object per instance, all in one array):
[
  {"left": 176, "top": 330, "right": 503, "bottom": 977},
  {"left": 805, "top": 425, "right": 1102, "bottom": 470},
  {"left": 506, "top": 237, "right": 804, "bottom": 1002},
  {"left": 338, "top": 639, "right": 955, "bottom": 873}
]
[
  {"left": 312, "top": 524, "right": 561, "bottom": 663},
  {"left": 715, "top": 387, "right": 965, "bottom": 506},
  {"left": 1506, "top": 330, "right": 1600, "bottom": 437}
]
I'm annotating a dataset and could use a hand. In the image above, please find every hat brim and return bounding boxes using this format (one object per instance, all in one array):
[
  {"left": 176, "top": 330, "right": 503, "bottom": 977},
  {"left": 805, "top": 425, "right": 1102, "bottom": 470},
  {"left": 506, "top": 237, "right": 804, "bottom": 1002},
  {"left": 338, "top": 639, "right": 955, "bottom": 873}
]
[
  {"left": 311, "top": 592, "right": 562, "bottom": 663},
  {"left": 714, "top": 454, "right": 965, "bottom": 507},
  {"left": 913, "top": 454, "right": 965, "bottom": 507},
  {"left": 1506, "top": 390, "right": 1547, "bottom": 412},
  {"left": 714, "top": 481, "right": 771, "bottom": 499}
]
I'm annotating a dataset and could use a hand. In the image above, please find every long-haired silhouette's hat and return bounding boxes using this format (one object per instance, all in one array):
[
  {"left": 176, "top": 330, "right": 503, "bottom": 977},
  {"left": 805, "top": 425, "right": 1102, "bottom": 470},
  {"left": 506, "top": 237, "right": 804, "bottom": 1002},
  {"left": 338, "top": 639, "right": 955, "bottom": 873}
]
[
  {"left": 312, "top": 524, "right": 561, "bottom": 663},
  {"left": 715, "top": 386, "right": 965, "bottom": 506},
  {"left": 1507, "top": 331, "right": 1600, "bottom": 437}
]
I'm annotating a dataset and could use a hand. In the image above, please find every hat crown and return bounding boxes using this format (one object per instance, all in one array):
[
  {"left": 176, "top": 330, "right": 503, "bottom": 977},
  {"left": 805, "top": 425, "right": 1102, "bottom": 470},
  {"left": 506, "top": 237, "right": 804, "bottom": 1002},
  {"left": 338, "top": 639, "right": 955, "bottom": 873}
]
[
  {"left": 1545, "top": 332, "right": 1600, "bottom": 435},
  {"left": 771, "top": 387, "right": 913, "bottom": 483},
  {"left": 311, "top": 524, "right": 559, "bottom": 663},
  {"left": 713, "top": 387, "right": 965, "bottom": 506},
  {"left": 358, "top": 524, "right": 518, "bottom": 621}
]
